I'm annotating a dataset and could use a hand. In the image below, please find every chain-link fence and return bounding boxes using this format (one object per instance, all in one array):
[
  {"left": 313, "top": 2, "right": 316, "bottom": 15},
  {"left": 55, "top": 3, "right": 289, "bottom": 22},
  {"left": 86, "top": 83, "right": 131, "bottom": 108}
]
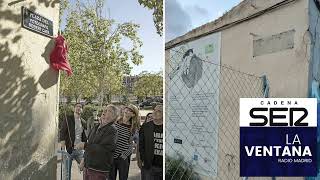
[{"left": 165, "top": 46, "right": 268, "bottom": 180}]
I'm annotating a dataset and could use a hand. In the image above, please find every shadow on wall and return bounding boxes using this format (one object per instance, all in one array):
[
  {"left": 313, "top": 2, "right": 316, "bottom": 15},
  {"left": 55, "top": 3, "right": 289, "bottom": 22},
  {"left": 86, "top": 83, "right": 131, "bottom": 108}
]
[
  {"left": 0, "top": 0, "right": 60, "bottom": 178},
  {"left": 39, "top": 38, "right": 58, "bottom": 90},
  {"left": 0, "top": 41, "right": 40, "bottom": 178},
  {"left": 13, "top": 156, "right": 57, "bottom": 180}
]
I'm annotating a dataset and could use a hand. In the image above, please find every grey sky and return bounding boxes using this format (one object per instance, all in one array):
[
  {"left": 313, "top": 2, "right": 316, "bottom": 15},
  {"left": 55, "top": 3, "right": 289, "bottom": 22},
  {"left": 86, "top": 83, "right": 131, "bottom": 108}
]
[
  {"left": 165, "top": 0, "right": 243, "bottom": 42},
  {"left": 165, "top": 0, "right": 192, "bottom": 42}
]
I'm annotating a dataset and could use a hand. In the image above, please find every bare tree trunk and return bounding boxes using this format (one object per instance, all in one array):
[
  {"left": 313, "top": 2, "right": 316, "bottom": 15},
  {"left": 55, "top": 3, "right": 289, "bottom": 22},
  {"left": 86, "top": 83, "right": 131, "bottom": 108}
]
[
  {"left": 98, "top": 72, "right": 104, "bottom": 108},
  {"left": 106, "top": 94, "right": 111, "bottom": 103},
  {"left": 100, "top": 88, "right": 104, "bottom": 107},
  {"left": 75, "top": 94, "right": 79, "bottom": 103}
]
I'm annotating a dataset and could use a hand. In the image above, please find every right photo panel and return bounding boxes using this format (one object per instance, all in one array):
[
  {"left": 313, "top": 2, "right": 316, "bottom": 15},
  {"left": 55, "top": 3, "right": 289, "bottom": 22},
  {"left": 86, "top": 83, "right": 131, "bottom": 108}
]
[{"left": 165, "top": 0, "right": 320, "bottom": 180}]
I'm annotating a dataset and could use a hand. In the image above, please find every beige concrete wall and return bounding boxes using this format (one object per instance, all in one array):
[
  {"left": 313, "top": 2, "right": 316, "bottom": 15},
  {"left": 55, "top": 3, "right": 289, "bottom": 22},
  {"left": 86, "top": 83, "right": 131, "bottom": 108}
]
[
  {"left": 219, "top": 0, "right": 309, "bottom": 179},
  {"left": 217, "top": 69, "right": 265, "bottom": 180},
  {"left": 0, "top": 0, "right": 60, "bottom": 179},
  {"left": 166, "top": 0, "right": 299, "bottom": 49},
  {"left": 166, "top": 0, "right": 310, "bottom": 179},
  {"left": 221, "top": 0, "right": 309, "bottom": 98}
]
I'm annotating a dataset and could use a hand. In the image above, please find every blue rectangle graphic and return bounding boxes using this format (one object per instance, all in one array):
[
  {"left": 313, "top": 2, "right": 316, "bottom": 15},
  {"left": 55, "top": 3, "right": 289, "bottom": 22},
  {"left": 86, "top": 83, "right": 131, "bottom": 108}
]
[{"left": 240, "top": 127, "right": 317, "bottom": 176}]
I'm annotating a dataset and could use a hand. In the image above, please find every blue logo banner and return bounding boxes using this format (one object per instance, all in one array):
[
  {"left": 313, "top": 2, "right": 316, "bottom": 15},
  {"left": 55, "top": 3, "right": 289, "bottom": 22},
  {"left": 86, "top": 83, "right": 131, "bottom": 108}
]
[
  {"left": 240, "top": 98, "right": 317, "bottom": 176},
  {"left": 240, "top": 127, "right": 317, "bottom": 176}
]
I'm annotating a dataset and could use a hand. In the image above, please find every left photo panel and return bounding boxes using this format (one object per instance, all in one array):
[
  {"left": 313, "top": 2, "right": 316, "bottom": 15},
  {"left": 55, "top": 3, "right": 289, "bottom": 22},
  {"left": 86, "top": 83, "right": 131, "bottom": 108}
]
[{"left": 0, "top": 0, "right": 163, "bottom": 179}]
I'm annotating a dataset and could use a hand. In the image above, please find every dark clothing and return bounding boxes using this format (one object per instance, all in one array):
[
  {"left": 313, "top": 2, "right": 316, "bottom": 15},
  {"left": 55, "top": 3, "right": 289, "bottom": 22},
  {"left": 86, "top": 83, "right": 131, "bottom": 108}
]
[
  {"left": 87, "top": 117, "right": 99, "bottom": 135},
  {"left": 83, "top": 168, "right": 109, "bottom": 180},
  {"left": 132, "top": 131, "right": 139, "bottom": 144},
  {"left": 84, "top": 123, "right": 117, "bottom": 173},
  {"left": 139, "top": 121, "right": 154, "bottom": 169},
  {"left": 109, "top": 156, "right": 131, "bottom": 180},
  {"left": 141, "top": 167, "right": 148, "bottom": 180},
  {"left": 139, "top": 121, "right": 163, "bottom": 169},
  {"left": 60, "top": 115, "right": 87, "bottom": 154},
  {"left": 110, "top": 123, "right": 132, "bottom": 180},
  {"left": 141, "top": 166, "right": 163, "bottom": 180},
  {"left": 152, "top": 124, "right": 163, "bottom": 167}
]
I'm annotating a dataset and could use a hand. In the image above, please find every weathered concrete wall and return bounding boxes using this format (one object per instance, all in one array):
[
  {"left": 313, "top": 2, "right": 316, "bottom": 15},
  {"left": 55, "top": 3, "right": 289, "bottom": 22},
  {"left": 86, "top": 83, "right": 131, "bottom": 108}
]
[
  {"left": 166, "top": 0, "right": 310, "bottom": 179},
  {"left": 221, "top": 0, "right": 309, "bottom": 98},
  {"left": 0, "top": 0, "right": 60, "bottom": 179},
  {"left": 308, "top": 0, "right": 320, "bottom": 95},
  {"left": 217, "top": 69, "right": 265, "bottom": 180},
  {"left": 166, "top": 0, "right": 300, "bottom": 49},
  {"left": 220, "top": 0, "right": 308, "bottom": 179},
  {"left": 306, "top": 0, "right": 320, "bottom": 179},
  {"left": 253, "top": 29, "right": 295, "bottom": 57}
]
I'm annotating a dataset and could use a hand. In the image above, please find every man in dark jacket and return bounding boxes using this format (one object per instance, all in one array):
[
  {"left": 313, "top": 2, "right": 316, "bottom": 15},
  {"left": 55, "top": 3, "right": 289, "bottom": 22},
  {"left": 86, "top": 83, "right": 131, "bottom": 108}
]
[
  {"left": 139, "top": 105, "right": 163, "bottom": 180},
  {"left": 76, "top": 104, "right": 118, "bottom": 180},
  {"left": 60, "top": 103, "right": 87, "bottom": 180}
]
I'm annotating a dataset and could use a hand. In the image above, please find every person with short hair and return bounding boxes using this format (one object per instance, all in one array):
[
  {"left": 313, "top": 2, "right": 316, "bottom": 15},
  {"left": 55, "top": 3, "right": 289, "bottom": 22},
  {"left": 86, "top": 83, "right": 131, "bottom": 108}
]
[
  {"left": 139, "top": 105, "right": 163, "bottom": 180},
  {"left": 110, "top": 104, "right": 140, "bottom": 180},
  {"left": 76, "top": 104, "right": 118, "bottom": 180},
  {"left": 60, "top": 103, "right": 87, "bottom": 180},
  {"left": 144, "top": 112, "right": 153, "bottom": 124}
]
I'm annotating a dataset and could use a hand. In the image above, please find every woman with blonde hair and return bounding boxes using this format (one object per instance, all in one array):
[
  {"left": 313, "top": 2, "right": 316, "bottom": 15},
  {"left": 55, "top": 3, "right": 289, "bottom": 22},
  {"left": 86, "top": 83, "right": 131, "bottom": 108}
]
[
  {"left": 116, "top": 104, "right": 126, "bottom": 123},
  {"left": 110, "top": 104, "right": 140, "bottom": 180}
]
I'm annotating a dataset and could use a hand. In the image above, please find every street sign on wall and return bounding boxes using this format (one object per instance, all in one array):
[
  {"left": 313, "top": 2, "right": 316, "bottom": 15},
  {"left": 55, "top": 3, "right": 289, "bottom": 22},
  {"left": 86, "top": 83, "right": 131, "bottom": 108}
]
[{"left": 21, "top": 7, "right": 53, "bottom": 38}]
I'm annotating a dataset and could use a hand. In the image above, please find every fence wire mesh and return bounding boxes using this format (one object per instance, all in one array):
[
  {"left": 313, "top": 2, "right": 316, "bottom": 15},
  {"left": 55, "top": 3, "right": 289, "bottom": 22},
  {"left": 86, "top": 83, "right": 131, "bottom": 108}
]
[{"left": 165, "top": 46, "right": 267, "bottom": 180}]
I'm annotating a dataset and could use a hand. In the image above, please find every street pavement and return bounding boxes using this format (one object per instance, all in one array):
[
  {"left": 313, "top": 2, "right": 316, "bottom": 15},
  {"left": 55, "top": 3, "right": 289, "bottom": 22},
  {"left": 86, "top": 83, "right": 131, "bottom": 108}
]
[
  {"left": 56, "top": 109, "right": 151, "bottom": 179},
  {"left": 57, "top": 153, "right": 141, "bottom": 180}
]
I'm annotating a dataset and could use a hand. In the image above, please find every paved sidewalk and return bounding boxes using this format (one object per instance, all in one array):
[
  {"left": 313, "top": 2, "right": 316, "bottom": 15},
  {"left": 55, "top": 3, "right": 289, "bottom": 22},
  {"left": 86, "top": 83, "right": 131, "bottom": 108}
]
[
  {"left": 127, "top": 156, "right": 141, "bottom": 180},
  {"left": 57, "top": 153, "right": 141, "bottom": 180},
  {"left": 56, "top": 155, "right": 83, "bottom": 180}
]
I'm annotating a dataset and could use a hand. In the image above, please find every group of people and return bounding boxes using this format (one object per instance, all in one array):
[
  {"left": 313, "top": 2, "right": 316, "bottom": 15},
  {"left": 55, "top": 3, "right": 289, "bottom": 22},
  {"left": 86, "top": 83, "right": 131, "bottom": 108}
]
[{"left": 59, "top": 103, "right": 163, "bottom": 180}]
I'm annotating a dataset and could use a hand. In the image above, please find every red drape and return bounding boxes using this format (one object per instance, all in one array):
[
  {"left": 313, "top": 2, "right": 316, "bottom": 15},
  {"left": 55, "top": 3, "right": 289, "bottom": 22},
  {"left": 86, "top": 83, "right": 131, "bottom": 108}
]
[{"left": 50, "top": 35, "right": 72, "bottom": 76}]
